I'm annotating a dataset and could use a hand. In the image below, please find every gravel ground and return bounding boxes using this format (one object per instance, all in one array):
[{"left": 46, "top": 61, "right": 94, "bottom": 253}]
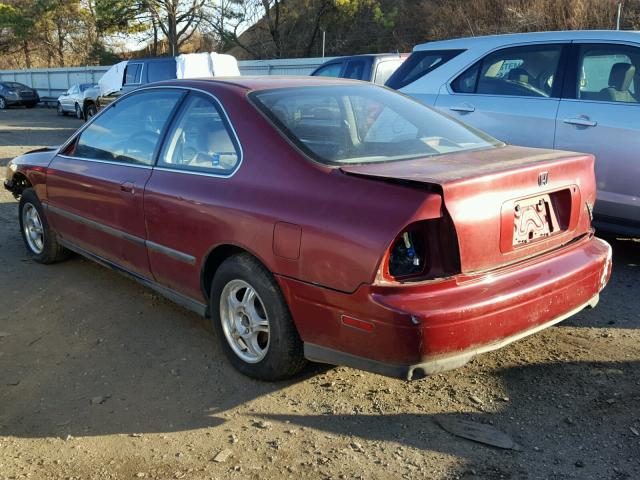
[{"left": 0, "top": 107, "right": 639, "bottom": 480}]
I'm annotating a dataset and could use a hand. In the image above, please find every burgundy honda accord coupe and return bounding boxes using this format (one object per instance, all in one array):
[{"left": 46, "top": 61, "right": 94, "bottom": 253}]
[{"left": 4, "top": 77, "right": 612, "bottom": 381}]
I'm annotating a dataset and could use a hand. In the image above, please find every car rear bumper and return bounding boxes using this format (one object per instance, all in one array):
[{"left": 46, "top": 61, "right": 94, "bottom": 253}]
[{"left": 279, "top": 235, "right": 612, "bottom": 379}]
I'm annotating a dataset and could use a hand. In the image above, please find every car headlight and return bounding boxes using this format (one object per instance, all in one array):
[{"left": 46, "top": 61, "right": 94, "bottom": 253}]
[{"left": 6, "top": 90, "right": 18, "bottom": 98}]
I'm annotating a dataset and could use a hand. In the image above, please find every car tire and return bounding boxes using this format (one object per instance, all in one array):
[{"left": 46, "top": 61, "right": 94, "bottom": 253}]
[
  {"left": 75, "top": 103, "right": 83, "bottom": 119},
  {"left": 211, "top": 253, "right": 306, "bottom": 381},
  {"left": 18, "top": 188, "right": 69, "bottom": 264},
  {"left": 26, "top": 102, "right": 36, "bottom": 108},
  {"left": 57, "top": 102, "right": 67, "bottom": 116},
  {"left": 84, "top": 103, "right": 97, "bottom": 121},
  {"left": 0, "top": 97, "right": 6, "bottom": 109}
]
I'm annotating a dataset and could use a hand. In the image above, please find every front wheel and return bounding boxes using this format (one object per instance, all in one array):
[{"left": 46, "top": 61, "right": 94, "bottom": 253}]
[
  {"left": 19, "top": 189, "right": 69, "bottom": 264},
  {"left": 84, "top": 103, "right": 97, "bottom": 120},
  {"left": 0, "top": 97, "right": 6, "bottom": 109},
  {"left": 211, "top": 253, "right": 306, "bottom": 381},
  {"left": 56, "top": 102, "right": 66, "bottom": 116}
]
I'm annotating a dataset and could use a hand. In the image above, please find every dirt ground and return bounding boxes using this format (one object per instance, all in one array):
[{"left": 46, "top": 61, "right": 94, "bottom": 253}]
[{"left": 0, "top": 107, "right": 639, "bottom": 480}]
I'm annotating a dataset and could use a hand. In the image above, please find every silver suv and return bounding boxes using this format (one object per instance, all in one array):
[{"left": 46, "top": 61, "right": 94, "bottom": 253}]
[{"left": 387, "top": 31, "right": 640, "bottom": 235}]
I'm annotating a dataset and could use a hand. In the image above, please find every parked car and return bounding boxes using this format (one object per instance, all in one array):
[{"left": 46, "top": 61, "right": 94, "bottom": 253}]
[
  {"left": 311, "top": 53, "right": 407, "bottom": 85},
  {"left": 387, "top": 30, "right": 640, "bottom": 236},
  {"left": 4, "top": 77, "right": 611, "bottom": 381},
  {"left": 57, "top": 83, "right": 100, "bottom": 120},
  {"left": 0, "top": 81, "right": 39, "bottom": 109}
]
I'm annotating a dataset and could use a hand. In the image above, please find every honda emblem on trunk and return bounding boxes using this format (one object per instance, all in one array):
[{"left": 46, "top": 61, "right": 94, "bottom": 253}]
[{"left": 538, "top": 171, "right": 549, "bottom": 187}]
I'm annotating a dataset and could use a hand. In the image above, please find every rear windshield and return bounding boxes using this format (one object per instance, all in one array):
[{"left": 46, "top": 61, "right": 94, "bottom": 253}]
[
  {"left": 385, "top": 49, "right": 464, "bottom": 89},
  {"left": 250, "top": 85, "right": 500, "bottom": 166}
]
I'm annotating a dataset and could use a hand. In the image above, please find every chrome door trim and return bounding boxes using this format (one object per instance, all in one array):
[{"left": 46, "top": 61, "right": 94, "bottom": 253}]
[
  {"left": 57, "top": 154, "right": 154, "bottom": 170},
  {"left": 45, "top": 203, "right": 196, "bottom": 265}
]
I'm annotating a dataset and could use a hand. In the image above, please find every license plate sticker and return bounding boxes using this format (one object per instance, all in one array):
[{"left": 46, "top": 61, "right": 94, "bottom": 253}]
[{"left": 513, "top": 194, "right": 560, "bottom": 246}]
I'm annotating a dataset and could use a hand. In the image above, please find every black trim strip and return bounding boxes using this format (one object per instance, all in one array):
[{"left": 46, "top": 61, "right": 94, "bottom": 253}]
[
  {"left": 47, "top": 204, "right": 145, "bottom": 246},
  {"left": 58, "top": 237, "right": 208, "bottom": 317},
  {"left": 147, "top": 240, "right": 196, "bottom": 265},
  {"left": 46, "top": 203, "right": 196, "bottom": 265}
]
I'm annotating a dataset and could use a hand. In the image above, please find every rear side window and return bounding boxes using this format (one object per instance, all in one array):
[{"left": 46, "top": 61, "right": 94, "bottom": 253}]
[
  {"left": 576, "top": 44, "right": 640, "bottom": 103},
  {"left": 147, "top": 60, "right": 176, "bottom": 82},
  {"left": 386, "top": 50, "right": 464, "bottom": 89},
  {"left": 452, "top": 44, "right": 564, "bottom": 98},
  {"left": 159, "top": 94, "right": 240, "bottom": 175},
  {"left": 313, "top": 62, "right": 344, "bottom": 78}
]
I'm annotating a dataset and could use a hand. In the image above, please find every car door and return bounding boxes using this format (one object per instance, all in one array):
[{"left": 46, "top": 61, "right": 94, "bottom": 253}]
[
  {"left": 60, "top": 86, "right": 75, "bottom": 111},
  {"left": 435, "top": 43, "right": 568, "bottom": 148},
  {"left": 143, "top": 91, "right": 242, "bottom": 300},
  {"left": 555, "top": 42, "right": 640, "bottom": 228},
  {"left": 46, "top": 88, "right": 185, "bottom": 277}
]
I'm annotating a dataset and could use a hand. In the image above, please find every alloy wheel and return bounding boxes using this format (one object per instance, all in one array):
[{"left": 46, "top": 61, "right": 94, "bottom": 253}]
[
  {"left": 219, "top": 279, "right": 271, "bottom": 363},
  {"left": 22, "top": 203, "right": 44, "bottom": 254}
]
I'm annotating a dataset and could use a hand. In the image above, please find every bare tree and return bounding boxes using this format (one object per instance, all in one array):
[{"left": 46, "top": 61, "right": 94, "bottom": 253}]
[{"left": 147, "top": 0, "right": 207, "bottom": 56}]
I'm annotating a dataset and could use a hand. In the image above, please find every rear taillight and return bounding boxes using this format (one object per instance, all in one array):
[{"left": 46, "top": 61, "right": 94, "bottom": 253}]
[
  {"left": 378, "top": 215, "right": 461, "bottom": 284},
  {"left": 389, "top": 230, "right": 426, "bottom": 278}
]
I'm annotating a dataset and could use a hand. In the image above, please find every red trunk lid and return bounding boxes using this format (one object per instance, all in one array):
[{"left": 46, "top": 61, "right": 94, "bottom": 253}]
[{"left": 341, "top": 146, "right": 596, "bottom": 273}]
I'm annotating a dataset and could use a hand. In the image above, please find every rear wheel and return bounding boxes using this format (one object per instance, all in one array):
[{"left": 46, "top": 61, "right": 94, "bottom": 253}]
[
  {"left": 18, "top": 189, "right": 69, "bottom": 264},
  {"left": 75, "top": 103, "right": 83, "bottom": 119},
  {"left": 210, "top": 253, "right": 306, "bottom": 381}
]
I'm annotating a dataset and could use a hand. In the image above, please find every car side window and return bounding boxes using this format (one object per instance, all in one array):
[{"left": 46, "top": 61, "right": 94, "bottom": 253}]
[
  {"left": 147, "top": 60, "right": 176, "bottom": 82},
  {"left": 159, "top": 94, "right": 240, "bottom": 175},
  {"left": 314, "top": 62, "right": 344, "bottom": 78},
  {"left": 71, "top": 89, "right": 183, "bottom": 166},
  {"left": 452, "top": 44, "right": 563, "bottom": 98},
  {"left": 124, "top": 63, "right": 143, "bottom": 85},
  {"left": 576, "top": 44, "right": 639, "bottom": 103},
  {"left": 343, "top": 59, "right": 368, "bottom": 80}
]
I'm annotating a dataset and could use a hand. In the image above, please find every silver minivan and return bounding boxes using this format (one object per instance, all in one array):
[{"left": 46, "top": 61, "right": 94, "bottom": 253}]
[{"left": 388, "top": 31, "right": 640, "bottom": 235}]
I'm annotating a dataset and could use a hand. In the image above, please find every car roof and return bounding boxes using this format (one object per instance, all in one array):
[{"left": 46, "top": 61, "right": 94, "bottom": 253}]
[
  {"left": 414, "top": 30, "right": 640, "bottom": 51},
  {"left": 151, "top": 76, "right": 370, "bottom": 91},
  {"left": 128, "top": 57, "right": 176, "bottom": 63},
  {"left": 323, "top": 53, "right": 407, "bottom": 62}
]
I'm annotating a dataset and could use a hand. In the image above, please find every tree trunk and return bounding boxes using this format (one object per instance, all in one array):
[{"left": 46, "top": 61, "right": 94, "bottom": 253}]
[{"left": 22, "top": 40, "right": 31, "bottom": 68}]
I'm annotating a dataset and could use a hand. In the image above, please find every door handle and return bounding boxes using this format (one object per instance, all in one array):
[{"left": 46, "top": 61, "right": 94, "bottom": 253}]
[
  {"left": 450, "top": 103, "right": 475, "bottom": 113},
  {"left": 120, "top": 181, "right": 135, "bottom": 194},
  {"left": 563, "top": 117, "right": 597, "bottom": 127}
]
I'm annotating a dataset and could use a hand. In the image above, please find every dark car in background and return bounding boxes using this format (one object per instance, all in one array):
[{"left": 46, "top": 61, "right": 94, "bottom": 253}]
[
  {"left": 0, "top": 82, "right": 40, "bottom": 109},
  {"left": 311, "top": 54, "right": 407, "bottom": 85}
]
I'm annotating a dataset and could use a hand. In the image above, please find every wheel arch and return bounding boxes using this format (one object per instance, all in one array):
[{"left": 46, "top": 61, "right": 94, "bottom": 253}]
[
  {"left": 6, "top": 171, "right": 32, "bottom": 198},
  {"left": 200, "top": 243, "right": 272, "bottom": 304}
]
